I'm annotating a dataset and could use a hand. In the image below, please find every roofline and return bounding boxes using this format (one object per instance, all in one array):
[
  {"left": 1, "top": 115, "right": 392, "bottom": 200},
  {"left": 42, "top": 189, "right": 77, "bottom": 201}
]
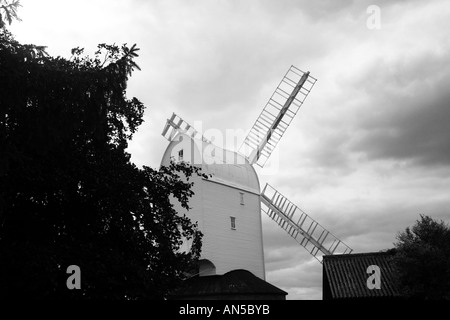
[
  {"left": 323, "top": 249, "right": 396, "bottom": 260},
  {"left": 170, "top": 291, "right": 288, "bottom": 298},
  {"left": 201, "top": 173, "right": 260, "bottom": 195}
]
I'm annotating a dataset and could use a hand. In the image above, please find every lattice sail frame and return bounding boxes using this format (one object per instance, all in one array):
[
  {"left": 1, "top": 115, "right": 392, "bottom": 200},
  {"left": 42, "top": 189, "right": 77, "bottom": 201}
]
[
  {"left": 161, "top": 112, "right": 211, "bottom": 144},
  {"left": 261, "top": 183, "right": 353, "bottom": 263},
  {"left": 239, "top": 65, "right": 317, "bottom": 167}
]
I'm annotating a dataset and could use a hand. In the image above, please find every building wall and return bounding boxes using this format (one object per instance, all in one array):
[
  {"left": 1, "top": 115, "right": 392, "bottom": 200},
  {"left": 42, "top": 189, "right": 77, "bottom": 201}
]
[
  {"left": 201, "top": 178, "right": 265, "bottom": 279},
  {"left": 161, "top": 134, "right": 266, "bottom": 280}
]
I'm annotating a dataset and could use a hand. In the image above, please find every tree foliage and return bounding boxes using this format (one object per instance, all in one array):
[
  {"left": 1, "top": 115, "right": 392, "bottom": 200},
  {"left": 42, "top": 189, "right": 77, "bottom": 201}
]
[
  {"left": 0, "top": 29, "right": 203, "bottom": 299},
  {"left": 393, "top": 215, "right": 450, "bottom": 300},
  {"left": 0, "top": 0, "right": 21, "bottom": 28}
]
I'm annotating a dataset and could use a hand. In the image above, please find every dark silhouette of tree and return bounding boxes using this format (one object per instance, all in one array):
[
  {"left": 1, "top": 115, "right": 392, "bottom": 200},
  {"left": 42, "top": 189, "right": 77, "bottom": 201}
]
[
  {"left": 0, "top": 28, "right": 204, "bottom": 299},
  {"left": 393, "top": 215, "right": 450, "bottom": 300}
]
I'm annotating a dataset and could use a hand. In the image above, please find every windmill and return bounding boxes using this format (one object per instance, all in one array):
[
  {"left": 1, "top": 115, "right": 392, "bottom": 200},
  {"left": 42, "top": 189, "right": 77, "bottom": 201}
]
[{"left": 160, "top": 65, "right": 352, "bottom": 280}]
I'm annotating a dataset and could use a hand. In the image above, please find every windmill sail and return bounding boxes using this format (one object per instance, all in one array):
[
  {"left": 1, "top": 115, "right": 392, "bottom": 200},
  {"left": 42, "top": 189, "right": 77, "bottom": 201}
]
[
  {"left": 161, "top": 112, "right": 211, "bottom": 144},
  {"left": 261, "top": 183, "right": 352, "bottom": 263},
  {"left": 239, "top": 65, "right": 317, "bottom": 167}
]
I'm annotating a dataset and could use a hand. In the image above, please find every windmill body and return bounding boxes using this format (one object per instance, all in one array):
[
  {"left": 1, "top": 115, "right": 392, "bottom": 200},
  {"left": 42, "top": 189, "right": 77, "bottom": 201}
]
[
  {"left": 160, "top": 132, "right": 266, "bottom": 279},
  {"left": 160, "top": 66, "right": 352, "bottom": 282}
]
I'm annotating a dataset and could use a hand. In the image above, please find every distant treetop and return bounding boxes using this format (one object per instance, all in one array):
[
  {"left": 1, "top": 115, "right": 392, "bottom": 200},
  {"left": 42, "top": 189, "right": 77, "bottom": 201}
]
[{"left": 0, "top": 0, "right": 21, "bottom": 28}]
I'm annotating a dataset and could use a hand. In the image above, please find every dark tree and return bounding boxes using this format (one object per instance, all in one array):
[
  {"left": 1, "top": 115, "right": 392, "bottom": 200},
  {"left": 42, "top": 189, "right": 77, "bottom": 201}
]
[
  {"left": 393, "top": 215, "right": 450, "bottom": 300},
  {"left": 0, "top": 28, "right": 203, "bottom": 299}
]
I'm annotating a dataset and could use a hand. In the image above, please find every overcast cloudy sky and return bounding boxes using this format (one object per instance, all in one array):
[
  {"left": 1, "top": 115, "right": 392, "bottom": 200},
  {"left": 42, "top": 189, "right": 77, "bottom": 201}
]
[{"left": 10, "top": 0, "right": 450, "bottom": 300}]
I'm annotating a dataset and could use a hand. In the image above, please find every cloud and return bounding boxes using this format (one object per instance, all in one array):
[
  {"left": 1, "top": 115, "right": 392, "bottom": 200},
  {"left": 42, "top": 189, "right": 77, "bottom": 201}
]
[{"left": 349, "top": 62, "right": 450, "bottom": 167}]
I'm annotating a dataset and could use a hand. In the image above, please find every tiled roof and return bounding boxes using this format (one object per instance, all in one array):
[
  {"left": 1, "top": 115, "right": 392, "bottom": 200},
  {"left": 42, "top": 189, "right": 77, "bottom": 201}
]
[
  {"left": 170, "top": 269, "right": 287, "bottom": 298},
  {"left": 323, "top": 251, "right": 400, "bottom": 299}
]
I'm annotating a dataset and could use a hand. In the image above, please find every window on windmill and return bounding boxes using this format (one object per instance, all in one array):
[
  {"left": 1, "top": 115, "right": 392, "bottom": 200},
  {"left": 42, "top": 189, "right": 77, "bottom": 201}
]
[
  {"left": 178, "top": 149, "right": 183, "bottom": 161},
  {"left": 230, "top": 216, "right": 236, "bottom": 230},
  {"left": 240, "top": 192, "right": 244, "bottom": 205}
]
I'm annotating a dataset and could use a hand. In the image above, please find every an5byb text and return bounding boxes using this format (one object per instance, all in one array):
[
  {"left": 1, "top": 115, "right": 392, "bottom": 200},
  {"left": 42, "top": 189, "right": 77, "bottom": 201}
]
[{"left": 179, "top": 304, "right": 270, "bottom": 317}]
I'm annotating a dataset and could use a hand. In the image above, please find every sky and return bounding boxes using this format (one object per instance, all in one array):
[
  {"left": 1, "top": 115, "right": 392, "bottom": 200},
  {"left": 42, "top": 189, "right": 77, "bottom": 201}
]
[{"left": 9, "top": 0, "right": 450, "bottom": 300}]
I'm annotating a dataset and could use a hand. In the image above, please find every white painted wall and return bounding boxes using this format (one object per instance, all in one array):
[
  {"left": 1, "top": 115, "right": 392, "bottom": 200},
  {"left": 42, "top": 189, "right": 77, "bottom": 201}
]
[{"left": 161, "top": 133, "right": 266, "bottom": 280}]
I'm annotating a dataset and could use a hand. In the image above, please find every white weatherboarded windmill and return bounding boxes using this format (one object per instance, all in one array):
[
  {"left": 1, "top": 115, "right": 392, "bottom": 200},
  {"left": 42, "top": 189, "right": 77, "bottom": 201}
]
[{"left": 160, "top": 66, "right": 352, "bottom": 281}]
